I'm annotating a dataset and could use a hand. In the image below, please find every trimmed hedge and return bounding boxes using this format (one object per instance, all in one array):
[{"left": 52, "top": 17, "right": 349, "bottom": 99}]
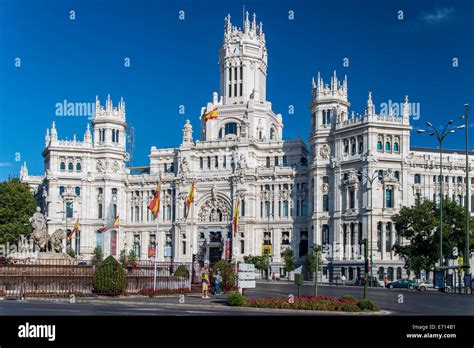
[
  {"left": 227, "top": 292, "right": 246, "bottom": 306},
  {"left": 357, "top": 299, "right": 380, "bottom": 311},
  {"left": 173, "top": 265, "right": 190, "bottom": 278},
  {"left": 92, "top": 256, "right": 126, "bottom": 296}
]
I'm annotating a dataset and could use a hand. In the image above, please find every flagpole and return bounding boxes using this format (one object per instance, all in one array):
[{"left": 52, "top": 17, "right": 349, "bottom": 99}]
[{"left": 153, "top": 173, "right": 162, "bottom": 291}]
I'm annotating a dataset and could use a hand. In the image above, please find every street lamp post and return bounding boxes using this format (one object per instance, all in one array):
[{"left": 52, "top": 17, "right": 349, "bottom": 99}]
[
  {"left": 458, "top": 104, "right": 471, "bottom": 292},
  {"left": 417, "top": 120, "right": 461, "bottom": 269},
  {"left": 359, "top": 170, "right": 379, "bottom": 299}
]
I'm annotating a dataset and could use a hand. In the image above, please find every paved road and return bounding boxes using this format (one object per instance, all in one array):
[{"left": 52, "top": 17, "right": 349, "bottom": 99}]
[
  {"left": 0, "top": 282, "right": 472, "bottom": 315},
  {"left": 246, "top": 281, "right": 474, "bottom": 315}
]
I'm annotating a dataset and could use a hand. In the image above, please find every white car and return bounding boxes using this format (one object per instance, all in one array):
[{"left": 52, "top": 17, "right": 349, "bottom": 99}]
[
  {"left": 416, "top": 280, "right": 452, "bottom": 292},
  {"left": 415, "top": 280, "right": 434, "bottom": 291}
]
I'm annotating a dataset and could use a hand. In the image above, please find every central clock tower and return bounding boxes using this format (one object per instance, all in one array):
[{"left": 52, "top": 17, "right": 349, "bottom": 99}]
[{"left": 219, "top": 12, "right": 268, "bottom": 105}]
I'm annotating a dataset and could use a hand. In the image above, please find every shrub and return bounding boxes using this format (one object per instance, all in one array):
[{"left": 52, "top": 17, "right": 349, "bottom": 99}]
[
  {"left": 174, "top": 265, "right": 189, "bottom": 278},
  {"left": 341, "top": 295, "right": 358, "bottom": 304},
  {"left": 227, "top": 292, "right": 246, "bottom": 306},
  {"left": 314, "top": 299, "right": 337, "bottom": 311},
  {"left": 341, "top": 303, "right": 361, "bottom": 312},
  {"left": 357, "top": 299, "right": 380, "bottom": 311},
  {"left": 92, "top": 256, "right": 126, "bottom": 296}
]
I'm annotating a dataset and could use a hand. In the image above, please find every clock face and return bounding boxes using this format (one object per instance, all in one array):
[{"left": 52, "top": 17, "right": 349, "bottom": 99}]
[{"left": 231, "top": 45, "right": 240, "bottom": 55}]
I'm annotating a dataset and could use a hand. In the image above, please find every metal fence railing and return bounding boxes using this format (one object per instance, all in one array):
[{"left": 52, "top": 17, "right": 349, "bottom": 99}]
[{"left": 0, "top": 259, "right": 192, "bottom": 298}]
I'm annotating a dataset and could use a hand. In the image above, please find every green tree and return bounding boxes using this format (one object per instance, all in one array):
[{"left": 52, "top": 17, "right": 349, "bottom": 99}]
[
  {"left": 243, "top": 255, "right": 270, "bottom": 278},
  {"left": 0, "top": 178, "right": 37, "bottom": 244},
  {"left": 281, "top": 248, "right": 295, "bottom": 273},
  {"left": 305, "top": 245, "right": 322, "bottom": 273},
  {"left": 392, "top": 199, "right": 474, "bottom": 276},
  {"left": 91, "top": 246, "right": 104, "bottom": 266},
  {"left": 92, "top": 255, "right": 126, "bottom": 295}
]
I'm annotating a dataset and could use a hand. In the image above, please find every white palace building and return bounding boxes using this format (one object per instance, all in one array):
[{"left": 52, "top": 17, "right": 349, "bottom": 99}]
[{"left": 21, "top": 13, "right": 473, "bottom": 282}]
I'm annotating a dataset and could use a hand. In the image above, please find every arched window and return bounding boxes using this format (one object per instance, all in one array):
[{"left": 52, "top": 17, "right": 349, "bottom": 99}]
[
  {"left": 385, "top": 188, "right": 394, "bottom": 208},
  {"left": 343, "top": 140, "right": 349, "bottom": 154},
  {"left": 396, "top": 267, "right": 402, "bottom": 280},
  {"left": 75, "top": 187, "right": 81, "bottom": 196},
  {"left": 393, "top": 142, "right": 399, "bottom": 152},
  {"left": 270, "top": 128, "right": 276, "bottom": 140},
  {"left": 59, "top": 186, "right": 65, "bottom": 195},
  {"left": 76, "top": 162, "right": 81, "bottom": 171},
  {"left": 167, "top": 205, "right": 172, "bottom": 221},
  {"left": 60, "top": 162, "right": 65, "bottom": 171},
  {"left": 264, "top": 201, "right": 271, "bottom": 218},
  {"left": 301, "top": 199, "right": 308, "bottom": 216},
  {"left": 282, "top": 155, "right": 288, "bottom": 166},
  {"left": 322, "top": 225, "right": 329, "bottom": 245},
  {"left": 218, "top": 128, "right": 223, "bottom": 139},
  {"left": 259, "top": 131, "right": 263, "bottom": 140},
  {"left": 414, "top": 174, "right": 421, "bottom": 184},
  {"left": 266, "top": 157, "right": 270, "bottom": 168},
  {"left": 135, "top": 206, "right": 140, "bottom": 221},
  {"left": 387, "top": 267, "right": 394, "bottom": 281},
  {"left": 283, "top": 200, "right": 289, "bottom": 217},
  {"left": 394, "top": 171, "right": 400, "bottom": 181},
  {"left": 385, "top": 141, "right": 391, "bottom": 152},
  {"left": 349, "top": 267, "right": 354, "bottom": 281},
  {"left": 68, "top": 162, "right": 74, "bottom": 171},
  {"left": 111, "top": 130, "right": 115, "bottom": 143},
  {"left": 112, "top": 188, "right": 118, "bottom": 195},
  {"left": 378, "top": 267, "right": 385, "bottom": 281},
  {"left": 377, "top": 141, "right": 383, "bottom": 152},
  {"left": 224, "top": 122, "right": 237, "bottom": 136},
  {"left": 115, "top": 130, "right": 119, "bottom": 143}
]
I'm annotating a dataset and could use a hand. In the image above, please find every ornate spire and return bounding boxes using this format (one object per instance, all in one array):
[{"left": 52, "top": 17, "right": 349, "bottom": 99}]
[
  {"left": 106, "top": 94, "right": 112, "bottom": 112},
  {"left": 343, "top": 75, "right": 348, "bottom": 95},
  {"left": 45, "top": 128, "right": 50, "bottom": 147},
  {"left": 244, "top": 11, "right": 250, "bottom": 32},
  {"left": 312, "top": 76, "right": 316, "bottom": 89},
  {"left": 259, "top": 21, "right": 263, "bottom": 35},
  {"left": 366, "top": 91, "right": 375, "bottom": 116},
  {"left": 84, "top": 123, "right": 92, "bottom": 143},
  {"left": 252, "top": 13, "right": 257, "bottom": 32},
  {"left": 50, "top": 121, "right": 57, "bottom": 141},
  {"left": 20, "top": 161, "right": 28, "bottom": 179},
  {"left": 403, "top": 95, "right": 409, "bottom": 118}
]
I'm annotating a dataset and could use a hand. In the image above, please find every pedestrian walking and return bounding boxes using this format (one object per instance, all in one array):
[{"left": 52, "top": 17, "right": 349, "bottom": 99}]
[
  {"left": 214, "top": 270, "right": 222, "bottom": 295},
  {"left": 341, "top": 274, "right": 346, "bottom": 287},
  {"left": 202, "top": 267, "right": 210, "bottom": 298}
]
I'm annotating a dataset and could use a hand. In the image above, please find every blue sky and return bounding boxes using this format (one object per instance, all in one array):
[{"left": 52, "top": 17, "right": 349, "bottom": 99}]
[{"left": 0, "top": 0, "right": 473, "bottom": 181}]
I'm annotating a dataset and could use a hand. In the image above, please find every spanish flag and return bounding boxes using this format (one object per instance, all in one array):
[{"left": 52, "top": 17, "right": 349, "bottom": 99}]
[
  {"left": 98, "top": 216, "right": 119, "bottom": 232},
  {"left": 185, "top": 181, "right": 195, "bottom": 218},
  {"left": 203, "top": 107, "right": 218, "bottom": 121},
  {"left": 148, "top": 176, "right": 162, "bottom": 219},
  {"left": 68, "top": 218, "right": 80, "bottom": 241},
  {"left": 233, "top": 200, "right": 239, "bottom": 236}
]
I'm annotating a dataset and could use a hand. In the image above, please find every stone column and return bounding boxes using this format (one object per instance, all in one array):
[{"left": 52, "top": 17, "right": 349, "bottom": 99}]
[
  {"left": 380, "top": 222, "right": 386, "bottom": 260},
  {"left": 353, "top": 222, "right": 359, "bottom": 260},
  {"left": 347, "top": 224, "right": 352, "bottom": 260}
]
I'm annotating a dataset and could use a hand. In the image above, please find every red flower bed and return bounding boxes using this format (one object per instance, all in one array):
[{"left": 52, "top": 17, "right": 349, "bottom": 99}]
[{"left": 242, "top": 295, "right": 379, "bottom": 312}]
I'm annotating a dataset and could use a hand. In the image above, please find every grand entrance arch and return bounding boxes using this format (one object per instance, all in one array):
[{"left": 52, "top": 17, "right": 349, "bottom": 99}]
[{"left": 196, "top": 190, "right": 232, "bottom": 266}]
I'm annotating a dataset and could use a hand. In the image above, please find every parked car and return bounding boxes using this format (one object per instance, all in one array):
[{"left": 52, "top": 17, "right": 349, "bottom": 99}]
[
  {"left": 415, "top": 280, "right": 434, "bottom": 291},
  {"left": 416, "top": 280, "right": 453, "bottom": 292},
  {"left": 386, "top": 279, "right": 417, "bottom": 290}
]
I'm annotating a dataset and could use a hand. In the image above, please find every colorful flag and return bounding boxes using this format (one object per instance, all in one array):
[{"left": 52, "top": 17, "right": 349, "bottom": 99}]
[
  {"left": 185, "top": 181, "right": 195, "bottom": 218},
  {"left": 233, "top": 200, "right": 239, "bottom": 236},
  {"left": 148, "top": 177, "right": 162, "bottom": 219},
  {"left": 203, "top": 107, "right": 218, "bottom": 121},
  {"left": 67, "top": 218, "right": 80, "bottom": 241},
  {"left": 98, "top": 215, "right": 119, "bottom": 232}
]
